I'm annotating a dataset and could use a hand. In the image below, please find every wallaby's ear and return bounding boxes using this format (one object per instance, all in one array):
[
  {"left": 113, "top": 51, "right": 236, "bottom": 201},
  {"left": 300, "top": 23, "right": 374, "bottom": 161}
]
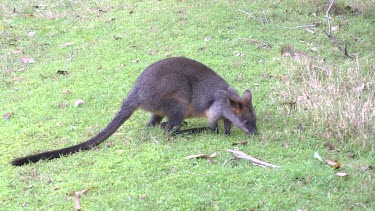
[
  {"left": 242, "top": 90, "right": 252, "bottom": 105},
  {"left": 228, "top": 97, "right": 243, "bottom": 112},
  {"left": 226, "top": 87, "right": 241, "bottom": 101}
]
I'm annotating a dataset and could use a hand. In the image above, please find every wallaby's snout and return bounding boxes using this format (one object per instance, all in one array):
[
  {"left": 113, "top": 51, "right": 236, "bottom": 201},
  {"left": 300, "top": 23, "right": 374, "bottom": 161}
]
[
  {"left": 242, "top": 120, "right": 257, "bottom": 135},
  {"left": 246, "top": 126, "right": 258, "bottom": 135},
  {"left": 246, "top": 119, "right": 258, "bottom": 135}
]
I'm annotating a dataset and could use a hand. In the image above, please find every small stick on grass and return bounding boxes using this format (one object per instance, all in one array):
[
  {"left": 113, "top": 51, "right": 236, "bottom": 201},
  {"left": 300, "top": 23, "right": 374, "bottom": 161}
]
[
  {"left": 326, "top": 0, "right": 335, "bottom": 37},
  {"left": 324, "top": 0, "right": 353, "bottom": 58},
  {"left": 278, "top": 22, "right": 321, "bottom": 30},
  {"left": 226, "top": 149, "right": 280, "bottom": 168},
  {"left": 239, "top": 9, "right": 268, "bottom": 24}
]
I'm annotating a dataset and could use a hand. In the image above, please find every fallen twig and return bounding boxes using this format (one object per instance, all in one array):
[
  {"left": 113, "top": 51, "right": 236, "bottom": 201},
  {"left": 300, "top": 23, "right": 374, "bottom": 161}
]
[
  {"left": 150, "top": 135, "right": 160, "bottom": 144},
  {"left": 186, "top": 152, "right": 217, "bottom": 164},
  {"left": 226, "top": 149, "right": 280, "bottom": 168},
  {"left": 279, "top": 22, "right": 321, "bottom": 30},
  {"left": 324, "top": 0, "right": 353, "bottom": 58},
  {"left": 239, "top": 9, "right": 268, "bottom": 24},
  {"left": 71, "top": 187, "right": 92, "bottom": 210},
  {"left": 186, "top": 152, "right": 216, "bottom": 160},
  {"left": 241, "top": 37, "right": 272, "bottom": 49},
  {"left": 326, "top": 0, "right": 335, "bottom": 37}
]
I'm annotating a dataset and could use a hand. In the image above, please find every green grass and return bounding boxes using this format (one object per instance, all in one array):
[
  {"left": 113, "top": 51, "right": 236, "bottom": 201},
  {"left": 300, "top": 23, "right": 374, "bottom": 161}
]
[{"left": 1, "top": 0, "right": 374, "bottom": 210}]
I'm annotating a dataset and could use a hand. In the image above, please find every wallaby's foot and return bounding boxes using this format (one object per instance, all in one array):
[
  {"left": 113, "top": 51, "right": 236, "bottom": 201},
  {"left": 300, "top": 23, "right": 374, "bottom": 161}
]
[
  {"left": 223, "top": 119, "right": 232, "bottom": 135},
  {"left": 147, "top": 115, "right": 164, "bottom": 127},
  {"left": 211, "top": 127, "right": 219, "bottom": 134},
  {"left": 167, "top": 126, "right": 182, "bottom": 135}
]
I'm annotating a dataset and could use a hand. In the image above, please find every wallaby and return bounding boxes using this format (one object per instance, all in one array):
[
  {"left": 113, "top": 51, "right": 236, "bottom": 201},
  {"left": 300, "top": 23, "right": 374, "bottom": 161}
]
[{"left": 11, "top": 57, "right": 257, "bottom": 166}]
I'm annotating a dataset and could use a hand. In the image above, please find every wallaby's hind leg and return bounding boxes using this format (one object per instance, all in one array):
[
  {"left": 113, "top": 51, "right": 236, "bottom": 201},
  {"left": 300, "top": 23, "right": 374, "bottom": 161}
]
[
  {"left": 164, "top": 107, "right": 186, "bottom": 133},
  {"left": 147, "top": 114, "right": 164, "bottom": 127}
]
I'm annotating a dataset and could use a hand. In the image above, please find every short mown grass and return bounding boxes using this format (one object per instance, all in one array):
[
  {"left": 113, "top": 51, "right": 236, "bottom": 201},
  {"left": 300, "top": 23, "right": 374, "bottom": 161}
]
[{"left": 1, "top": 0, "right": 374, "bottom": 210}]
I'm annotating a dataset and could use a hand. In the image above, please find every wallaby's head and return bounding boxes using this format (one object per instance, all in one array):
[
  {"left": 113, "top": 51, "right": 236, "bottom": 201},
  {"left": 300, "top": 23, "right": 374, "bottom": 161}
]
[{"left": 228, "top": 90, "right": 258, "bottom": 135}]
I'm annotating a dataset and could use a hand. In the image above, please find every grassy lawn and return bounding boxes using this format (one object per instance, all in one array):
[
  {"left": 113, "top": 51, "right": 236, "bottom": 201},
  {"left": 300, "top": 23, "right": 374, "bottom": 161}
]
[{"left": 1, "top": 0, "right": 374, "bottom": 210}]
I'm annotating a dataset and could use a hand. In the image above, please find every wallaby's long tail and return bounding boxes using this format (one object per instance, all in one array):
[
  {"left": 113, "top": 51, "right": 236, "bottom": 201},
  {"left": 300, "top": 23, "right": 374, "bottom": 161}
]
[{"left": 11, "top": 98, "right": 138, "bottom": 166}]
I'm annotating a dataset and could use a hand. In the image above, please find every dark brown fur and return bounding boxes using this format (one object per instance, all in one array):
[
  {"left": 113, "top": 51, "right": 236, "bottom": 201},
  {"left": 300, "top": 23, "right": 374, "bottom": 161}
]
[{"left": 11, "top": 57, "right": 257, "bottom": 166}]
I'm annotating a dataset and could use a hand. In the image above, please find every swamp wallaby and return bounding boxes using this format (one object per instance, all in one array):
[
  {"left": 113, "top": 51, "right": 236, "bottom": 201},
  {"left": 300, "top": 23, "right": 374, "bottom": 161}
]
[{"left": 11, "top": 57, "right": 257, "bottom": 166}]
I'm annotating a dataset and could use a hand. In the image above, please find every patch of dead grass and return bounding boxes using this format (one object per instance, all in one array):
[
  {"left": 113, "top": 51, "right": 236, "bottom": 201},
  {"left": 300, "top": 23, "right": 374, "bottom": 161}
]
[
  {"left": 1, "top": 0, "right": 134, "bottom": 20},
  {"left": 279, "top": 55, "right": 374, "bottom": 149}
]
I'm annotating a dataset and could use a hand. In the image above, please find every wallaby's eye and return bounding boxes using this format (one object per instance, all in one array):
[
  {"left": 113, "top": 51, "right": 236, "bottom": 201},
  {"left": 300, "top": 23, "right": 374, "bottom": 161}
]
[{"left": 244, "top": 120, "right": 250, "bottom": 125}]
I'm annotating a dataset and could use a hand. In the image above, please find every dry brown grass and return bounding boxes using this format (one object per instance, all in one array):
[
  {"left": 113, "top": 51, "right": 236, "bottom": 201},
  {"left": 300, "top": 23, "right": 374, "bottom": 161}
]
[
  {"left": 279, "top": 54, "right": 374, "bottom": 149},
  {"left": 0, "top": 0, "right": 134, "bottom": 20}
]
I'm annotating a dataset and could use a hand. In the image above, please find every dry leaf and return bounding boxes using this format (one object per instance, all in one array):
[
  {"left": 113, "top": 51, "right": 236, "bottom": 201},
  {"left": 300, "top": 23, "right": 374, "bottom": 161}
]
[
  {"left": 138, "top": 195, "right": 148, "bottom": 200},
  {"left": 132, "top": 58, "right": 140, "bottom": 63},
  {"left": 336, "top": 172, "right": 348, "bottom": 177},
  {"left": 62, "top": 89, "right": 71, "bottom": 95},
  {"left": 360, "top": 165, "right": 373, "bottom": 172},
  {"left": 325, "top": 159, "right": 337, "bottom": 166},
  {"left": 57, "top": 70, "right": 69, "bottom": 75},
  {"left": 148, "top": 50, "right": 158, "bottom": 55},
  {"left": 234, "top": 52, "right": 245, "bottom": 57},
  {"left": 346, "top": 151, "right": 356, "bottom": 158},
  {"left": 74, "top": 100, "right": 85, "bottom": 107},
  {"left": 354, "top": 84, "right": 365, "bottom": 93},
  {"left": 298, "top": 93, "right": 309, "bottom": 102},
  {"left": 58, "top": 42, "right": 74, "bottom": 47},
  {"left": 283, "top": 141, "right": 290, "bottom": 148},
  {"left": 186, "top": 152, "right": 216, "bottom": 159},
  {"left": 59, "top": 102, "right": 69, "bottom": 108},
  {"left": 22, "top": 202, "right": 28, "bottom": 207},
  {"left": 13, "top": 50, "right": 23, "bottom": 54},
  {"left": 27, "top": 31, "right": 35, "bottom": 37},
  {"left": 204, "top": 36, "right": 212, "bottom": 43},
  {"left": 326, "top": 159, "right": 341, "bottom": 169},
  {"left": 33, "top": 5, "right": 47, "bottom": 10},
  {"left": 331, "top": 26, "right": 339, "bottom": 32},
  {"left": 232, "top": 141, "right": 248, "bottom": 146},
  {"left": 208, "top": 159, "right": 217, "bottom": 164},
  {"left": 4, "top": 112, "right": 13, "bottom": 120},
  {"left": 20, "top": 57, "right": 35, "bottom": 64},
  {"left": 325, "top": 142, "right": 335, "bottom": 151},
  {"left": 314, "top": 152, "right": 323, "bottom": 162},
  {"left": 13, "top": 76, "right": 21, "bottom": 81}
]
